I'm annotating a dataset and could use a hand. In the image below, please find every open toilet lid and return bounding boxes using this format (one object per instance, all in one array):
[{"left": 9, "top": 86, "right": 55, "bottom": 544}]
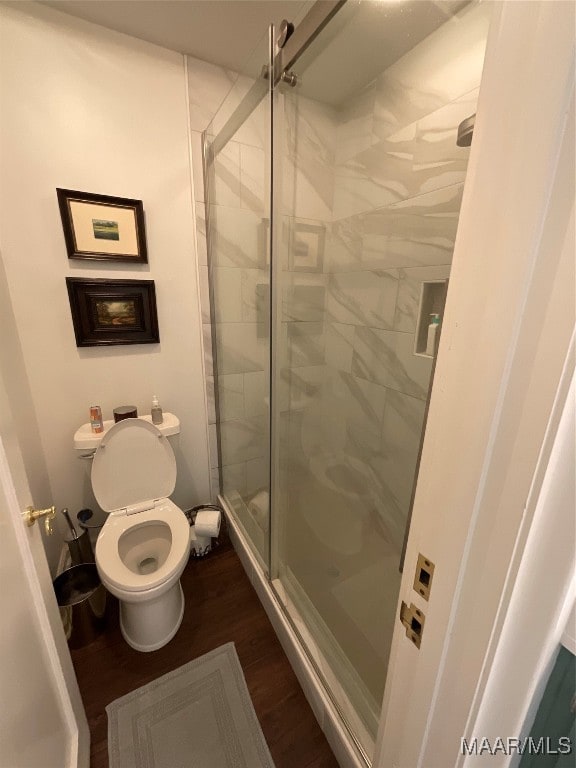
[{"left": 91, "top": 418, "right": 176, "bottom": 513}]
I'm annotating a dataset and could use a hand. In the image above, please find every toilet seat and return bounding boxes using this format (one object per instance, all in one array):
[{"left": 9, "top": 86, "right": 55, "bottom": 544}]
[
  {"left": 96, "top": 500, "right": 190, "bottom": 593},
  {"left": 92, "top": 418, "right": 188, "bottom": 593},
  {"left": 92, "top": 417, "right": 176, "bottom": 513}
]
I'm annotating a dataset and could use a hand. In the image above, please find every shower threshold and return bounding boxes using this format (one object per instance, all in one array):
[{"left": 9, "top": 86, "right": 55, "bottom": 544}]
[{"left": 220, "top": 495, "right": 374, "bottom": 768}]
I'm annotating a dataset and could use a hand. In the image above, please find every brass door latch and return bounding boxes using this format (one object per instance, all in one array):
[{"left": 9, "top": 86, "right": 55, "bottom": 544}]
[
  {"left": 400, "top": 601, "right": 425, "bottom": 649},
  {"left": 413, "top": 553, "right": 435, "bottom": 601}
]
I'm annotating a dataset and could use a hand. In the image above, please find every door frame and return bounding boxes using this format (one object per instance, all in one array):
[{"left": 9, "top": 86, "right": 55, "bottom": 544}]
[{"left": 375, "top": 1, "right": 575, "bottom": 766}]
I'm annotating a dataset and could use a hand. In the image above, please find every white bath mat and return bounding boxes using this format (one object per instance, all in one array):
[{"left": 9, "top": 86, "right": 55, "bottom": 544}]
[{"left": 107, "top": 642, "right": 274, "bottom": 768}]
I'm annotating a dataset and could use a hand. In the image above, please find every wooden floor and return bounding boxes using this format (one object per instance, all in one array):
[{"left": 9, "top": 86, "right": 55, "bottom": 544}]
[{"left": 71, "top": 531, "right": 339, "bottom": 768}]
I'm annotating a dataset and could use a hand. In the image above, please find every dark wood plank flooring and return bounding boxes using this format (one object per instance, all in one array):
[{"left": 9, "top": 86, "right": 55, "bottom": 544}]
[{"left": 70, "top": 531, "right": 339, "bottom": 768}]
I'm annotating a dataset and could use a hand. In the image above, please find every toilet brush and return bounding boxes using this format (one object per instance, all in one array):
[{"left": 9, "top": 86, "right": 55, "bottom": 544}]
[
  {"left": 62, "top": 507, "right": 95, "bottom": 565},
  {"left": 62, "top": 507, "right": 78, "bottom": 539}
]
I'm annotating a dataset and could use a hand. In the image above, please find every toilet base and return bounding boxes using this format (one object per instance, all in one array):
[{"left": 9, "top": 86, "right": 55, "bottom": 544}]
[{"left": 119, "top": 581, "right": 185, "bottom": 652}]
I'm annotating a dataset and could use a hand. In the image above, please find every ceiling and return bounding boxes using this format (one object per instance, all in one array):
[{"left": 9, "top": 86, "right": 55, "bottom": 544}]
[
  {"left": 42, "top": 0, "right": 311, "bottom": 72},
  {"left": 40, "top": 0, "right": 470, "bottom": 107}
]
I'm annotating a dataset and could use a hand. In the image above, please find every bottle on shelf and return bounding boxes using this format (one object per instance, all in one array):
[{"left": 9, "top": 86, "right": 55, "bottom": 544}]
[
  {"left": 151, "top": 395, "right": 163, "bottom": 425},
  {"left": 426, "top": 313, "right": 441, "bottom": 356},
  {"left": 90, "top": 405, "right": 103, "bottom": 434}
]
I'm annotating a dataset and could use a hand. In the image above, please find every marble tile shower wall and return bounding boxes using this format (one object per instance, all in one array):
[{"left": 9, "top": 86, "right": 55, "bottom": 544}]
[
  {"left": 277, "top": 94, "right": 337, "bottom": 490},
  {"left": 188, "top": 55, "right": 338, "bottom": 503},
  {"left": 188, "top": 55, "right": 265, "bottom": 501},
  {"left": 189, "top": 0, "right": 489, "bottom": 519},
  {"left": 313, "top": 2, "right": 490, "bottom": 550}
]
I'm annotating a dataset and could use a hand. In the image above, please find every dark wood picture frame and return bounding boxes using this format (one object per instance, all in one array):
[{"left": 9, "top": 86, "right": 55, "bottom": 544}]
[
  {"left": 66, "top": 278, "right": 159, "bottom": 347},
  {"left": 57, "top": 188, "right": 148, "bottom": 263}
]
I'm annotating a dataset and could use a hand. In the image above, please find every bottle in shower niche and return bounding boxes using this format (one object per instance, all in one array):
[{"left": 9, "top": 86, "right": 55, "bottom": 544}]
[
  {"left": 90, "top": 405, "right": 103, "bottom": 434},
  {"left": 426, "top": 314, "right": 440, "bottom": 357},
  {"left": 151, "top": 395, "right": 163, "bottom": 425}
]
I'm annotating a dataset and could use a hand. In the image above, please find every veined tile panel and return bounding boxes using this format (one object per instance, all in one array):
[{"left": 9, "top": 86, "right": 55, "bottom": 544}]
[
  {"left": 208, "top": 424, "right": 219, "bottom": 469},
  {"left": 208, "top": 205, "right": 265, "bottom": 269},
  {"left": 241, "top": 268, "right": 268, "bottom": 323},
  {"left": 215, "top": 322, "right": 267, "bottom": 375},
  {"left": 326, "top": 217, "right": 363, "bottom": 273},
  {"left": 367, "top": 388, "right": 426, "bottom": 547},
  {"left": 333, "top": 90, "right": 477, "bottom": 220},
  {"left": 328, "top": 371, "right": 387, "bottom": 434},
  {"left": 246, "top": 457, "right": 268, "bottom": 497},
  {"left": 244, "top": 370, "right": 267, "bottom": 418},
  {"left": 360, "top": 183, "right": 464, "bottom": 270},
  {"left": 198, "top": 265, "right": 210, "bottom": 324},
  {"left": 221, "top": 462, "right": 248, "bottom": 496},
  {"left": 335, "top": 81, "right": 376, "bottom": 165},
  {"left": 217, "top": 373, "right": 245, "bottom": 421},
  {"left": 240, "top": 144, "right": 266, "bottom": 215},
  {"left": 232, "top": 87, "right": 267, "bottom": 150},
  {"left": 282, "top": 93, "right": 337, "bottom": 222},
  {"left": 283, "top": 365, "right": 326, "bottom": 413},
  {"left": 187, "top": 55, "right": 237, "bottom": 132},
  {"left": 412, "top": 89, "right": 478, "bottom": 196},
  {"left": 190, "top": 131, "right": 205, "bottom": 203},
  {"left": 351, "top": 326, "right": 432, "bottom": 400},
  {"left": 285, "top": 321, "right": 326, "bottom": 369},
  {"left": 220, "top": 415, "right": 267, "bottom": 466},
  {"left": 283, "top": 280, "right": 327, "bottom": 323},
  {"left": 211, "top": 140, "right": 241, "bottom": 208},
  {"left": 325, "top": 322, "right": 356, "bottom": 373},
  {"left": 372, "top": 2, "right": 490, "bottom": 141},
  {"left": 195, "top": 205, "right": 207, "bottom": 265},
  {"left": 205, "top": 376, "right": 216, "bottom": 425},
  {"left": 202, "top": 323, "right": 213, "bottom": 373},
  {"left": 332, "top": 123, "right": 416, "bottom": 220},
  {"left": 327, "top": 270, "right": 399, "bottom": 330},
  {"left": 212, "top": 267, "right": 243, "bottom": 323}
]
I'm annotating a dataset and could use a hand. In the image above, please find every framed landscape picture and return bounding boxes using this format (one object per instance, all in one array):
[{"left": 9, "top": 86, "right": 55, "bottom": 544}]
[
  {"left": 66, "top": 278, "right": 159, "bottom": 347},
  {"left": 57, "top": 188, "right": 148, "bottom": 263}
]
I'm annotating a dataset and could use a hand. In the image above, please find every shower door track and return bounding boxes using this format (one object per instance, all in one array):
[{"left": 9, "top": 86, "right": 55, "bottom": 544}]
[{"left": 204, "top": 0, "right": 346, "bottom": 159}]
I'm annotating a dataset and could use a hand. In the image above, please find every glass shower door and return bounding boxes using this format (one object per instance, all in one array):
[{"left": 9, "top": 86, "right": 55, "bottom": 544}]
[
  {"left": 270, "top": 0, "right": 490, "bottom": 750},
  {"left": 204, "top": 30, "right": 273, "bottom": 570}
]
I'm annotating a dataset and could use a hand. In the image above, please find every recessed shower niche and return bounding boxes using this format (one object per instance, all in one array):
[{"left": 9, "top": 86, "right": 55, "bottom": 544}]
[{"left": 414, "top": 280, "right": 449, "bottom": 358}]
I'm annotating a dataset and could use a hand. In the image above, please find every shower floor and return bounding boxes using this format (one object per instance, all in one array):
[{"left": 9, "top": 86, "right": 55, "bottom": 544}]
[{"left": 70, "top": 530, "right": 338, "bottom": 768}]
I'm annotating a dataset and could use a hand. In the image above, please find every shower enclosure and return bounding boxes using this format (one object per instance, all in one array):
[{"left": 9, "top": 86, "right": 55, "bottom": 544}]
[{"left": 203, "top": 0, "right": 490, "bottom": 760}]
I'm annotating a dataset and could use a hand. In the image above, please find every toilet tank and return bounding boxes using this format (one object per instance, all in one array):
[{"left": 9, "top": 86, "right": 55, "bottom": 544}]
[{"left": 74, "top": 413, "right": 180, "bottom": 454}]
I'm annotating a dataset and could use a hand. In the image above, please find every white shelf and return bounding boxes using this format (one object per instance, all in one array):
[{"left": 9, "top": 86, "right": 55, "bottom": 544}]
[{"left": 74, "top": 413, "right": 180, "bottom": 450}]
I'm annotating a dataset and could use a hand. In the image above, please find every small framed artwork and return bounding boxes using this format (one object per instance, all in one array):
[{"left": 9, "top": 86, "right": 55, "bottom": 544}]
[
  {"left": 290, "top": 221, "right": 325, "bottom": 273},
  {"left": 57, "top": 188, "right": 148, "bottom": 263},
  {"left": 66, "top": 278, "right": 159, "bottom": 347}
]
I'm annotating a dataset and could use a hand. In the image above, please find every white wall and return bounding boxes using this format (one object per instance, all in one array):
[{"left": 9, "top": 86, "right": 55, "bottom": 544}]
[{"left": 0, "top": 2, "right": 210, "bottom": 569}]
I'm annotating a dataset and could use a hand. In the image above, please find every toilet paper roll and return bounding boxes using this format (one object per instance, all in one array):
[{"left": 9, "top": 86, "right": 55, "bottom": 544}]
[
  {"left": 194, "top": 509, "right": 221, "bottom": 538},
  {"left": 247, "top": 490, "right": 269, "bottom": 532}
]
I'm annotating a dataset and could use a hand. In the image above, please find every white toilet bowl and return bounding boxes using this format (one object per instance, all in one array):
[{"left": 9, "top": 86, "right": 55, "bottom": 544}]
[{"left": 92, "top": 418, "right": 190, "bottom": 652}]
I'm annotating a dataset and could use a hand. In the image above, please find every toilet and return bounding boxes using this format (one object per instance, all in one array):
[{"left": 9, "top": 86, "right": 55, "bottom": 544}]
[{"left": 92, "top": 418, "right": 190, "bottom": 652}]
